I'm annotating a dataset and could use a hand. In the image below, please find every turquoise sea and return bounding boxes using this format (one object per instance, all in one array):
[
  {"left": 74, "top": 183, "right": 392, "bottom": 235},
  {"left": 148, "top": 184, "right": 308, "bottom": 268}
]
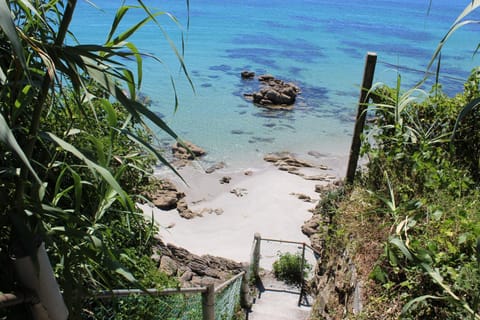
[{"left": 70, "top": 0, "right": 480, "bottom": 169}]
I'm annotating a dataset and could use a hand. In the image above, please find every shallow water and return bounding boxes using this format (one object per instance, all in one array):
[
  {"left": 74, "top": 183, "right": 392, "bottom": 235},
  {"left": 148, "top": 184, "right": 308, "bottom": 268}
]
[{"left": 71, "top": 0, "right": 480, "bottom": 168}]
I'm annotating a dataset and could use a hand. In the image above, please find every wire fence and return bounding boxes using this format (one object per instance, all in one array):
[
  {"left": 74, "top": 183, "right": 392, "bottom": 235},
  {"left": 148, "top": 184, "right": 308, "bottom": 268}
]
[
  {"left": 214, "top": 274, "right": 244, "bottom": 320},
  {"left": 1, "top": 272, "right": 246, "bottom": 320},
  {"left": 249, "top": 233, "right": 320, "bottom": 307},
  {"left": 84, "top": 290, "right": 204, "bottom": 320}
]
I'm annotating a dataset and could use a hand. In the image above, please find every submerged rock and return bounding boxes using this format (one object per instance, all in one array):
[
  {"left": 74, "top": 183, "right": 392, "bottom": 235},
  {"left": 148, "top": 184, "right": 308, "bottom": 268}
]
[
  {"left": 241, "top": 70, "right": 255, "bottom": 79},
  {"left": 205, "top": 162, "right": 226, "bottom": 174}
]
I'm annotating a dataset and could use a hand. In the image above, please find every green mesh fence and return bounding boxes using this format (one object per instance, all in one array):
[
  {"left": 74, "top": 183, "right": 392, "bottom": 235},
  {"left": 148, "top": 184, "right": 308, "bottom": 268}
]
[
  {"left": 83, "top": 273, "right": 245, "bottom": 320},
  {"left": 83, "top": 292, "right": 203, "bottom": 320},
  {"left": 214, "top": 275, "right": 243, "bottom": 320}
]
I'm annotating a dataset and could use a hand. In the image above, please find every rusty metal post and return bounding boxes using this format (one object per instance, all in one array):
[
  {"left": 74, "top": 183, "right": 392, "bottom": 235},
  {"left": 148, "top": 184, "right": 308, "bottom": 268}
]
[
  {"left": 298, "top": 243, "right": 306, "bottom": 307},
  {"left": 346, "top": 52, "right": 377, "bottom": 184}
]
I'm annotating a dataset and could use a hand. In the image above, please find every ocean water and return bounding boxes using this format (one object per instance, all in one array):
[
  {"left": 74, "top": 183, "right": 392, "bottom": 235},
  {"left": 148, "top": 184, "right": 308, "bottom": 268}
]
[{"left": 70, "top": 0, "right": 480, "bottom": 169}]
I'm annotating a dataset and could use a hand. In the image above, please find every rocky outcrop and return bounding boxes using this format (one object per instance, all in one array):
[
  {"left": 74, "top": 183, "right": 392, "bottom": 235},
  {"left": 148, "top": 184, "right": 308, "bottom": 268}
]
[
  {"left": 310, "top": 250, "right": 362, "bottom": 319},
  {"left": 303, "top": 186, "right": 370, "bottom": 319},
  {"left": 172, "top": 141, "right": 206, "bottom": 167},
  {"left": 243, "top": 73, "right": 301, "bottom": 110},
  {"left": 144, "top": 179, "right": 201, "bottom": 219},
  {"left": 152, "top": 236, "right": 245, "bottom": 287},
  {"left": 264, "top": 152, "right": 336, "bottom": 181},
  {"left": 145, "top": 179, "right": 185, "bottom": 211}
]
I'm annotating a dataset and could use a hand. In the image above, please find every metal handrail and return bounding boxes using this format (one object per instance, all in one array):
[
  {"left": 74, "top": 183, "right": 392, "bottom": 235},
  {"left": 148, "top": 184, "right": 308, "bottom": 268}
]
[
  {"left": 95, "top": 286, "right": 207, "bottom": 299},
  {"left": 261, "top": 237, "right": 322, "bottom": 256},
  {"left": 214, "top": 271, "right": 245, "bottom": 293},
  {"left": 251, "top": 233, "right": 321, "bottom": 307}
]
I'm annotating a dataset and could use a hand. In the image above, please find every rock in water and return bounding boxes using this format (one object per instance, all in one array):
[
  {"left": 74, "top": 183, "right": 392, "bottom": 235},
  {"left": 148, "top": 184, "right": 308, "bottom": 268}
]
[
  {"left": 243, "top": 74, "right": 301, "bottom": 110},
  {"left": 241, "top": 70, "right": 255, "bottom": 79},
  {"left": 172, "top": 141, "right": 206, "bottom": 160}
]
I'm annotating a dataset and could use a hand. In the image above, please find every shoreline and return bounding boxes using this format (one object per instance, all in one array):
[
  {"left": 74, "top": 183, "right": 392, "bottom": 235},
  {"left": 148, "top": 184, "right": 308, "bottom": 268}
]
[{"left": 141, "top": 152, "right": 348, "bottom": 264}]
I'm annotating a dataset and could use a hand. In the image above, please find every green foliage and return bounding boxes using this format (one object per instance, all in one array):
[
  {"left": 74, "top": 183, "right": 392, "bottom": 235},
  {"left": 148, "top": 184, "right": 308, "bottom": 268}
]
[
  {"left": 0, "top": 0, "right": 189, "bottom": 318},
  {"left": 363, "top": 71, "right": 479, "bottom": 199},
  {"left": 272, "top": 252, "right": 311, "bottom": 286},
  {"left": 361, "top": 70, "right": 480, "bottom": 319}
]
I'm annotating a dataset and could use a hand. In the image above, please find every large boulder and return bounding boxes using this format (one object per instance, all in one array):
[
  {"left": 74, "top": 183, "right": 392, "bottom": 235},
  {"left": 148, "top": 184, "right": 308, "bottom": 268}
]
[
  {"left": 145, "top": 179, "right": 201, "bottom": 218},
  {"left": 146, "top": 179, "right": 185, "bottom": 210},
  {"left": 243, "top": 73, "right": 301, "bottom": 110},
  {"left": 172, "top": 141, "right": 206, "bottom": 160}
]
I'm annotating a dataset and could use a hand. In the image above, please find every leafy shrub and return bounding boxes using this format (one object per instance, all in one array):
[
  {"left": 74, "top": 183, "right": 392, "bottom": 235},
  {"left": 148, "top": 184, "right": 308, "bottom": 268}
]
[
  {"left": 360, "top": 71, "right": 480, "bottom": 319},
  {"left": 272, "top": 252, "right": 311, "bottom": 286}
]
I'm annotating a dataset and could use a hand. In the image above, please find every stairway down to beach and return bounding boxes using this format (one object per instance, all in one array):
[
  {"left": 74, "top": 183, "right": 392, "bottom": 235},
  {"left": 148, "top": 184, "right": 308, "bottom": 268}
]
[{"left": 248, "top": 271, "right": 311, "bottom": 320}]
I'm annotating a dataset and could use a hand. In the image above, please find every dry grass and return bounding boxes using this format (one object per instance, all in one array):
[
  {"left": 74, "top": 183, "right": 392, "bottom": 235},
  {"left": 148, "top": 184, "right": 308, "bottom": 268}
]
[{"left": 328, "top": 187, "right": 403, "bottom": 319}]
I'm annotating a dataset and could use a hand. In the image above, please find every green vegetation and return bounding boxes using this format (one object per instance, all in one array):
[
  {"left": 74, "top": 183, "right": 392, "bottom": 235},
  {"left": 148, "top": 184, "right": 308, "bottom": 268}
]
[
  {"left": 358, "top": 70, "right": 480, "bottom": 319},
  {"left": 272, "top": 252, "right": 312, "bottom": 286},
  {"left": 309, "top": 2, "right": 480, "bottom": 318},
  {"left": 309, "top": 70, "right": 480, "bottom": 319},
  {"left": 0, "top": 0, "right": 188, "bottom": 318}
]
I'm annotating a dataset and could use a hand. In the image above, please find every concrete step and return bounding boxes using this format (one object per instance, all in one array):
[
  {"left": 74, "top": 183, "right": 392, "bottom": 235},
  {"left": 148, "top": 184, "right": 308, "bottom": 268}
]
[{"left": 249, "top": 290, "right": 311, "bottom": 320}]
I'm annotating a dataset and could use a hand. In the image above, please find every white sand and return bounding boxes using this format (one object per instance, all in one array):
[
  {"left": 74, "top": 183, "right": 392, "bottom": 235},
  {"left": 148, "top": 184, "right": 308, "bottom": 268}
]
[{"left": 140, "top": 154, "right": 347, "bottom": 264}]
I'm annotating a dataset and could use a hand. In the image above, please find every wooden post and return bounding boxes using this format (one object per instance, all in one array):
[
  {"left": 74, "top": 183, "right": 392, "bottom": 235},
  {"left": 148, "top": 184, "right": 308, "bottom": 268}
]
[
  {"left": 202, "top": 283, "right": 215, "bottom": 320},
  {"left": 252, "top": 233, "right": 262, "bottom": 281},
  {"left": 346, "top": 52, "right": 377, "bottom": 184},
  {"left": 240, "top": 271, "right": 252, "bottom": 311},
  {"left": 298, "top": 243, "right": 306, "bottom": 307}
]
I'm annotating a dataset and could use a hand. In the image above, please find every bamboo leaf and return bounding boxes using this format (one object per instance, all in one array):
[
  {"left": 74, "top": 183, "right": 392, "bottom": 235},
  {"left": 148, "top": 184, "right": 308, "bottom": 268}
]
[
  {"left": 0, "top": 0, "right": 28, "bottom": 71},
  {"left": 452, "top": 97, "right": 480, "bottom": 138},
  {"left": 107, "top": 5, "right": 130, "bottom": 43},
  {"left": 99, "top": 99, "right": 118, "bottom": 127},
  {"left": 389, "top": 236, "right": 413, "bottom": 261},
  {"left": 426, "top": 20, "right": 480, "bottom": 75},
  {"left": 120, "top": 128, "right": 185, "bottom": 183},
  {"left": 136, "top": 0, "right": 194, "bottom": 94},
  {"left": 82, "top": 56, "right": 180, "bottom": 141},
  {"left": 0, "top": 113, "right": 41, "bottom": 185},
  {"left": 453, "top": 0, "right": 480, "bottom": 25},
  {"left": 70, "top": 167, "right": 82, "bottom": 214},
  {"left": 124, "top": 42, "right": 142, "bottom": 90},
  {"left": 107, "top": 12, "right": 164, "bottom": 46},
  {"left": 43, "top": 132, "right": 127, "bottom": 203},
  {"left": 402, "top": 295, "right": 446, "bottom": 315}
]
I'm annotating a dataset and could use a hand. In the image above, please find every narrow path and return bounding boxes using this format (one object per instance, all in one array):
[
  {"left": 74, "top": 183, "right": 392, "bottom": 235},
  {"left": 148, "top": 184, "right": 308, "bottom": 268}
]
[{"left": 248, "top": 272, "right": 311, "bottom": 320}]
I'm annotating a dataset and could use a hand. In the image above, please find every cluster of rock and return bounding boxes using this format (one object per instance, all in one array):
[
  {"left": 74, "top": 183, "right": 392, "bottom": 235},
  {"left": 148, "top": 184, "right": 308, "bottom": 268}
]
[
  {"left": 171, "top": 141, "right": 207, "bottom": 168},
  {"left": 145, "top": 178, "right": 226, "bottom": 219},
  {"left": 242, "top": 72, "right": 301, "bottom": 110},
  {"left": 144, "top": 179, "right": 199, "bottom": 219},
  {"left": 152, "top": 236, "right": 245, "bottom": 287},
  {"left": 263, "top": 152, "right": 335, "bottom": 181},
  {"left": 171, "top": 140, "right": 227, "bottom": 175}
]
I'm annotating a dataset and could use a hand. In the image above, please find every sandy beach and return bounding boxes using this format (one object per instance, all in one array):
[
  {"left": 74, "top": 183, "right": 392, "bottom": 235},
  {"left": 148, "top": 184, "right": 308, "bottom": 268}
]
[{"left": 140, "top": 152, "right": 347, "bottom": 265}]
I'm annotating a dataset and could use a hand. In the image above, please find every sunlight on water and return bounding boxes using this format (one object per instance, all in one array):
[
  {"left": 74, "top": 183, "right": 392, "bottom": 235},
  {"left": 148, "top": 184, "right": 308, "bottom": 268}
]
[{"left": 71, "top": 0, "right": 480, "bottom": 167}]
